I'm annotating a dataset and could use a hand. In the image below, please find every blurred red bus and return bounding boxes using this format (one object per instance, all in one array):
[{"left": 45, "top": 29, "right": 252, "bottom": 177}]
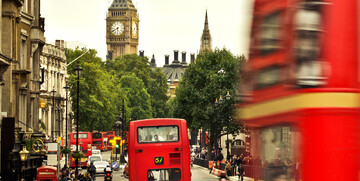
[
  {"left": 238, "top": 0, "right": 360, "bottom": 180},
  {"left": 92, "top": 132, "right": 104, "bottom": 151},
  {"left": 69, "top": 132, "right": 92, "bottom": 168},
  {"left": 128, "top": 119, "right": 191, "bottom": 181}
]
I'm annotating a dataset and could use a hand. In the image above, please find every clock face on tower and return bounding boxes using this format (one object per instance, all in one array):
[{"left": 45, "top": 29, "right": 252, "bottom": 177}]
[
  {"left": 132, "top": 22, "right": 137, "bottom": 37},
  {"left": 111, "top": 21, "right": 124, "bottom": 36}
]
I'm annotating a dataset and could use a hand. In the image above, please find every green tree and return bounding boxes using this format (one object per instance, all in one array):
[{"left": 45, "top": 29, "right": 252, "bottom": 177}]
[
  {"left": 119, "top": 73, "right": 152, "bottom": 120},
  {"left": 104, "top": 54, "right": 169, "bottom": 119},
  {"left": 66, "top": 48, "right": 125, "bottom": 132},
  {"left": 173, "top": 48, "right": 244, "bottom": 159}
]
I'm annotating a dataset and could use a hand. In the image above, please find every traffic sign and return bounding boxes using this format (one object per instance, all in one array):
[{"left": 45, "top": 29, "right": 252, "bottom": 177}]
[{"left": 112, "top": 162, "right": 119, "bottom": 169}]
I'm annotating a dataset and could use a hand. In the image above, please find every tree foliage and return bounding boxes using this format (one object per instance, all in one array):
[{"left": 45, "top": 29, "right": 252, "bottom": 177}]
[
  {"left": 173, "top": 48, "right": 245, "bottom": 158},
  {"left": 104, "top": 54, "right": 169, "bottom": 119},
  {"left": 66, "top": 48, "right": 125, "bottom": 132},
  {"left": 66, "top": 49, "right": 169, "bottom": 132}
]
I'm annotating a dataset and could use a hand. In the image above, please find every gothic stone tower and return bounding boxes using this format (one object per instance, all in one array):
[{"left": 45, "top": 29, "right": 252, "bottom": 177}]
[
  {"left": 199, "top": 10, "right": 212, "bottom": 54},
  {"left": 106, "top": 0, "right": 139, "bottom": 60}
]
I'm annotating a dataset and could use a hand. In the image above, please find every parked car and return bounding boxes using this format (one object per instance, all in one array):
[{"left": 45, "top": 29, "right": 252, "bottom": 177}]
[
  {"left": 87, "top": 155, "right": 102, "bottom": 167},
  {"left": 92, "top": 149, "right": 101, "bottom": 156},
  {"left": 93, "top": 161, "right": 109, "bottom": 174}
]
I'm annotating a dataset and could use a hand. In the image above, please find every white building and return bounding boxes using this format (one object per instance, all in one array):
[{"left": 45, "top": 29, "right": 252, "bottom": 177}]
[{"left": 39, "top": 44, "right": 72, "bottom": 141}]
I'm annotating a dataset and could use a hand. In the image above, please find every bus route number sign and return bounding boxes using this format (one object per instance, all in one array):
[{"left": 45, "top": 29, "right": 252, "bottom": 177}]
[{"left": 154, "top": 157, "right": 164, "bottom": 165}]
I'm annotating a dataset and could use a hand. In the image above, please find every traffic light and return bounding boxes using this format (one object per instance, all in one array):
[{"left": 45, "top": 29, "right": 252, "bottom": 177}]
[{"left": 116, "top": 140, "right": 121, "bottom": 154}]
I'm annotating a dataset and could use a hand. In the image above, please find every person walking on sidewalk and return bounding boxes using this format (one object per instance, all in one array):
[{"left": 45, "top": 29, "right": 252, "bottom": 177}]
[
  {"left": 238, "top": 164, "right": 244, "bottom": 181},
  {"left": 225, "top": 161, "right": 232, "bottom": 177}
]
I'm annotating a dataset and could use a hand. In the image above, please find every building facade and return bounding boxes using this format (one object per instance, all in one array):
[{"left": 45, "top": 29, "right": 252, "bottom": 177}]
[
  {"left": 39, "top": 43, "right": 70, "bottom": 141},
  {"left": 106, "top": 0, "right": 139, "bottom": 60},
  {"left": 1, "top": 0, "right": 47, "bottom": 180}
]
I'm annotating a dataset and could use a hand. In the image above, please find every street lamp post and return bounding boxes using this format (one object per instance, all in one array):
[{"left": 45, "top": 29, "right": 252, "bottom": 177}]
[
  {"left": 216, "top": 91, "right": 231, "bottom": 161},
  {"left": 63, "top": 84, "right": 70, "bottom": 167},
  {"left": 74, "top": 63, "right": 83, "bottom": 177},
  {"left": 225, "top": 91, "right": 231, "bottom": 161},
  {"left": 51, "top": 88, "right": 56, "bottom": 140},
  {"left": 57, "top": 105, "right": 61, "bottom": 138}
]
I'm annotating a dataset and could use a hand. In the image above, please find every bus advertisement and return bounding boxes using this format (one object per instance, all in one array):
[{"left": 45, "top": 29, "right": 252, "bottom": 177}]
[{"left": 128, "top": 119, "right": 191, "bottom": 181}]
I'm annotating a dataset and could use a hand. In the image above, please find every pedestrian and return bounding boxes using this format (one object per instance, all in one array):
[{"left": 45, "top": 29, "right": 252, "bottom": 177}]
[
  {"left": 225, "top": 161, "right": 232, "bottom": 177},
  {"left": 87, "top": 162, "right": 96, "bottom": 180},
  {"left": 238, "top": 164, "right": 244, "bottom": 181}
]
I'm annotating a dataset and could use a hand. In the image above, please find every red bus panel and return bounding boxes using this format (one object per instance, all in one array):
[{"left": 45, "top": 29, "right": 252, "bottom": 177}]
[{"left": 128, "top": 119, "right": 191, "bottom": 181}]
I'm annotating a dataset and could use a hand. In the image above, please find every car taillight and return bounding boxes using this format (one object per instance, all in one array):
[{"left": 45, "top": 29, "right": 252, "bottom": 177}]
[{"left": 106, "top": 173, "right": 111, "bottom": 177}]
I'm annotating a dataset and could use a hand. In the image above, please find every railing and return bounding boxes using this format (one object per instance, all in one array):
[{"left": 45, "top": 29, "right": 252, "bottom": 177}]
[{"left": 194, "top": 158, "right": 298, "bottom": 181}]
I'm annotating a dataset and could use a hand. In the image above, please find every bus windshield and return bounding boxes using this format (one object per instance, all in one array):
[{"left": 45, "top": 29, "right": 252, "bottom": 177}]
[
  {"left": 138, "top": 125, "right": 179, "bottom": 143},
  {"left": 73, "top": 133, "right": 88, "bottom": 139}
]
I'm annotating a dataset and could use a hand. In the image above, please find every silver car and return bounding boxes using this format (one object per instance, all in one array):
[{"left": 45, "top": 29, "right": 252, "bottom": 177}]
[{"left": 93, "top": 161, "right": 109, "bottom": 174}]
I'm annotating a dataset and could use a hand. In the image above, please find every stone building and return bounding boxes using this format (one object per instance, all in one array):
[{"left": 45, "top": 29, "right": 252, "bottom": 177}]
[
  {"left": 1, "top": 0, "right": 45, "bottom": 133},
  {"left": 39, "top": 43, "right": 70, "bottom": 140},
  {"left": 1, "top": 0, "right": 46, "bottom": 180}
]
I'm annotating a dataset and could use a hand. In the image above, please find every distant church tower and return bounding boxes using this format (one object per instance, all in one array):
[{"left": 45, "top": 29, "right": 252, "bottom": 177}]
[
  {"left": 106, "top": 0, "right": 139, "bottom": 60},
  {"left": 199, "top": 10, "right": 212, "bottom": 53}
]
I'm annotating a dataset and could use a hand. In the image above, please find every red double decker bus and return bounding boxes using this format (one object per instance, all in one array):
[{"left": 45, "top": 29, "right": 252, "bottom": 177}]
[
  {"left": 128, "top": 119, "right": 191, "bottom": 181},
  {"left": 92, "top": 132, "right": 104, "bottom": 151},
  {"left": 238, "top": 0, "right": 360, "bottom": 180},
  {"left": 69, "top": 132, "right": 92, "bottom": 167}
]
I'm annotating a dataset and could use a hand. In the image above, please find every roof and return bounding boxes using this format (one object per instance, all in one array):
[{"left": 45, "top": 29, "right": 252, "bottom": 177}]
[
  {"left": 109, "top": 0, "right": 136, "bottom": 11},
  {"left": 162, "top": 62, "right": 187, "bottom": 84}
]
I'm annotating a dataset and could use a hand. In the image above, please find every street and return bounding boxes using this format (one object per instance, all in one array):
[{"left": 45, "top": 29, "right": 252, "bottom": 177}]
[{"left": 90, "top": 150, "right": 219, "bottom": 181}]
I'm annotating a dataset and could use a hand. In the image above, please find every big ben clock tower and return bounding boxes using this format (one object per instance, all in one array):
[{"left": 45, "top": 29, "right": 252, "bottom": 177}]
[{"left": 106, "top": 0, "right": 139, "bottom": 59}]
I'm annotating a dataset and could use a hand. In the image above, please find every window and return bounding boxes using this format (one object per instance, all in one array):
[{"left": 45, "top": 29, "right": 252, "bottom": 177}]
[
  {"left": 93, "top": 141, "right": 102, "bottom": 144},
  {"left": 258, "top": 125, "right": 301, "bottom": 181},
  {"left": 256, "top": 66, "right": 280, "bottom": 89},
  {"left": 147, "top": 168, "right": 181, "bottom": 181},
  {"left": 294, "top": 2, "right": 324, "bottom": 87},
  {"left": 138, "top": 126, "right": 179, "bottom": 143},
  {"left": 20, "top": 39, "right": 27, "bottom": 69},
  {"left": 73, "top": 133, "right": 89, "bottom": 139},
  {"left": 261, "top": 12, "right": 281, "bottom": 55},
  {"left": 92, "top": 133, "right": 102, "bottom": 139}
]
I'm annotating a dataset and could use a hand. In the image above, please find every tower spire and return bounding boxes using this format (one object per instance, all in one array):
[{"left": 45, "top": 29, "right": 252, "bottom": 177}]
[
  {"left": 199, "top": 9, "right": 212, "bottom": 54},
  {"left": 205, "top": 9, "right": 208, "bottom": 26}
]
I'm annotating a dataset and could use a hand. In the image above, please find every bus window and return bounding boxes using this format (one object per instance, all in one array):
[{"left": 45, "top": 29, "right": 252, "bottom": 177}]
[
  {"left": 138, "top": 126, "right": 179, "bottom": 143},
  {"left": 147, "top": 168, "right": 181, "bottom": 181},
  {"left": 73, "top": 133, "right": 88, "bottom": 139}
]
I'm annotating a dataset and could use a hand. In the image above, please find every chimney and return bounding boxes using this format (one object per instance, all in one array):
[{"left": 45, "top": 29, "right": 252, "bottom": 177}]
[
  {"left": 173, "top": 50, "right": 180, "bottom": 63},
  {"left": 190, "top": 53, "right": 195, "bottom": 64},
  {"left": 181, "top": 51, "right": 186, "bottom": 63},
  {"left": 139, "top": 50, "right": 144, "bottom": 57},
  {"left": 165, "top": 54, "right": 169, "bottom": 66}
]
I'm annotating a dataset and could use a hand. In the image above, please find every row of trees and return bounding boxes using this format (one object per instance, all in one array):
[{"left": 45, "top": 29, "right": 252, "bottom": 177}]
[
  {"left": 66, "top": 47, "right": 244, "bottom": 159},
  {"left": 66, "top": 48, "right": 169, "bottom": 131}
]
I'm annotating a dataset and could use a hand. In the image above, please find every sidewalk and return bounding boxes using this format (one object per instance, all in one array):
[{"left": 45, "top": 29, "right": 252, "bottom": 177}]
[
  {"left": 228, "top": 175, "right": 254, "bottom": 181},
  {"left": 197, "top": 164, "right": 254, "bottom": 181}
]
